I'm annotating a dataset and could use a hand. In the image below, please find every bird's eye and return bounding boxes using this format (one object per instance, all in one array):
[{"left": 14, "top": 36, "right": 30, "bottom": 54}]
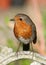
[{"left": 19, "top": 18, "right": 22, "bottom": 21}]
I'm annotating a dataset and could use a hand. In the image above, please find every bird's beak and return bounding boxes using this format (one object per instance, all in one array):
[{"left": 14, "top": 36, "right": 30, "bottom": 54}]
[
  {"left": 10, "top": 19, "right": 15, "bottom": 21},
  {"left": 8, "top": 19, "right": 15, "bottom": 29}
]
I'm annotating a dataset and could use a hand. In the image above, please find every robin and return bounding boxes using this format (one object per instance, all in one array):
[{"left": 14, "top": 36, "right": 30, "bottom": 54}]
[{"left": 10, "top": 13, "right": 37, "bottom": 51}]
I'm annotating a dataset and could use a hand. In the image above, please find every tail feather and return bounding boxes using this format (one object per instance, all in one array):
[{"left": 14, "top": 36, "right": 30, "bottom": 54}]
[{"left": 23, "top": 43, "right": 30, "bottom": 51}]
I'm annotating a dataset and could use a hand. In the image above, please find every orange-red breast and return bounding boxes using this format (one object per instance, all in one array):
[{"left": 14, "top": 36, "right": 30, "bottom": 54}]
[{"left": 10, "top": 13, "right": 37, "bottom": 51}]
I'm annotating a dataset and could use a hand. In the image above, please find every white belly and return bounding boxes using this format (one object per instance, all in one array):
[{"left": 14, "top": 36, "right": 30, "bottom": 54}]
[{"left": 19, "top": 37, "right": 31, "bottom": 44}]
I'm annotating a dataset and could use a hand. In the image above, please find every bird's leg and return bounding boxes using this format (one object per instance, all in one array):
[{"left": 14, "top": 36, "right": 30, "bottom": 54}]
[
  {"left": 16, "top": 43, "right": 21, "bottom": 56},
  {"left": 30, "top": 43, "right": 34, "bottom": 60}
]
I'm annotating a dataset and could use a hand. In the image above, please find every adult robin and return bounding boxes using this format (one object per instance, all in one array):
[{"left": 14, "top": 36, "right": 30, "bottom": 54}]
[{"left": 10, "top": 13, "right": 37, "bottom": 51}]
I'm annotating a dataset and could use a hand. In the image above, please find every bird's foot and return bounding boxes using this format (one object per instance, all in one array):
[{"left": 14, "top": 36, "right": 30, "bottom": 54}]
[{"left": 15, "top": 51, "right": 19, "bottom": 57}]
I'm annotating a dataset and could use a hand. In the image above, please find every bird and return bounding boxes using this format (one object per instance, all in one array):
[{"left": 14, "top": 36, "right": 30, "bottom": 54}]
[{"left": 10, "top": 13, "right": 37, "bottom": 52}]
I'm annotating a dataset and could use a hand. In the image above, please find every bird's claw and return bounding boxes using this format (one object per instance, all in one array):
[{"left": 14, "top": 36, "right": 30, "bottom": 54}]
[{"left": 15, "top": 52, "right": 18, "bottom": 57}]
